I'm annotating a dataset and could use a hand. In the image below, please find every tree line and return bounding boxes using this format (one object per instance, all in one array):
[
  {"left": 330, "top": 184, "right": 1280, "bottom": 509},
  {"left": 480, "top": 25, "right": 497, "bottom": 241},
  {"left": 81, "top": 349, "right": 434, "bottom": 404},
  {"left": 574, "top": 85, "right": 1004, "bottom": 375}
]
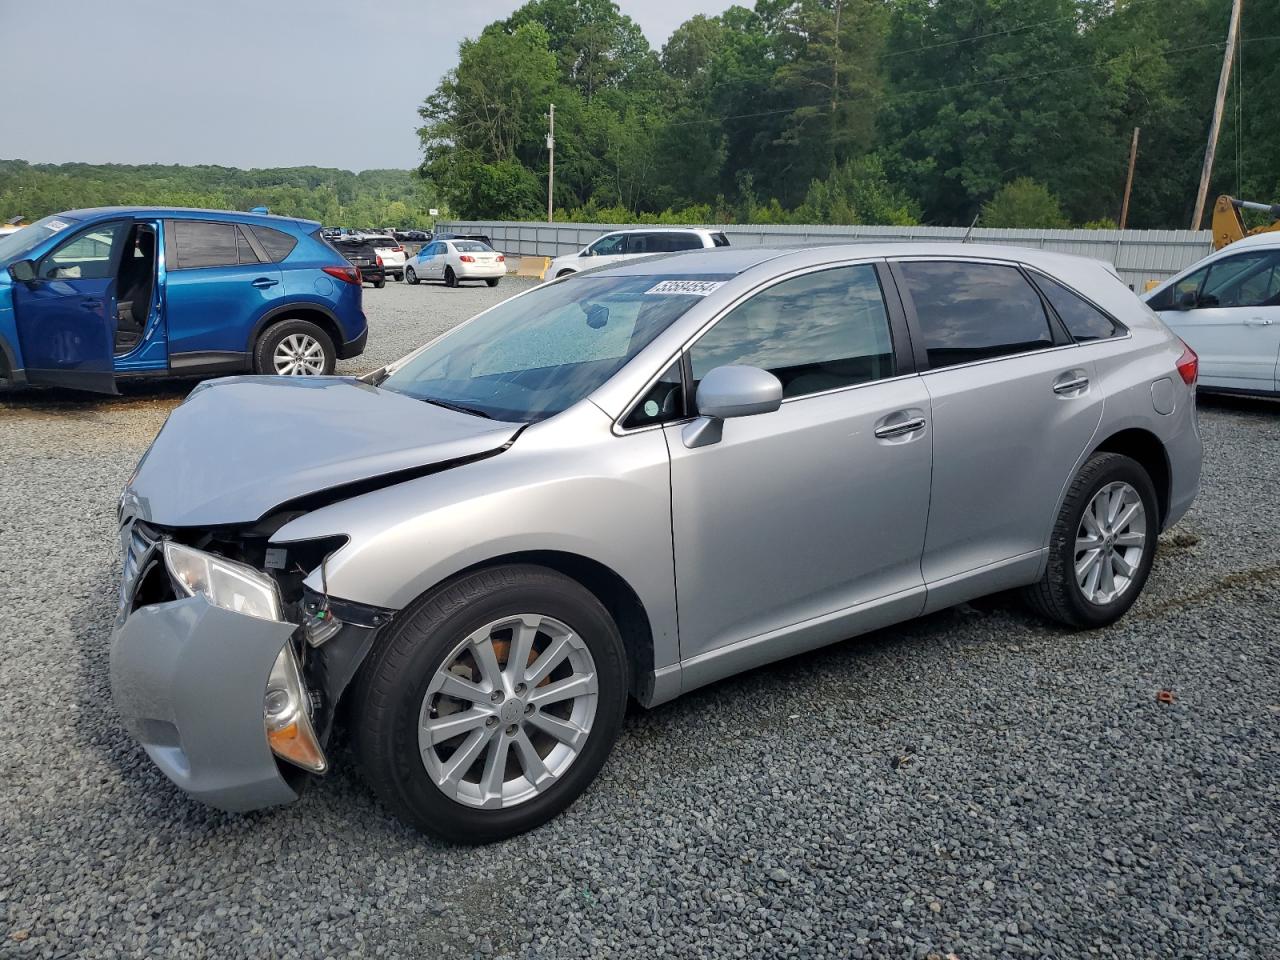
[
  {"left": 0, "top": 161, "right": 442, "bottom": 228},
  {"left": 419, "top": 0, "right": 1279, "bottom": 229}
]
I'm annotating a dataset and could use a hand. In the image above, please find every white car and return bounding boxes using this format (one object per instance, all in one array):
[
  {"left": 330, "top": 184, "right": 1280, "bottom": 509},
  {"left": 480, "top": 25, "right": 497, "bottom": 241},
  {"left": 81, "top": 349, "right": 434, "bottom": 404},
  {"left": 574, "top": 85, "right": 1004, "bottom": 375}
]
[
  {"left": 1144, "top": 232, "right": 1280, "bottom": 396},
  {"left": 366, "top": 235, "right": 407, "bottom": 282},
  {"left": 545, "top": 227, "right": 730, "bottom": 280},
  {"left": 406, "top": 239, "right": 506, "bottom": 288}
]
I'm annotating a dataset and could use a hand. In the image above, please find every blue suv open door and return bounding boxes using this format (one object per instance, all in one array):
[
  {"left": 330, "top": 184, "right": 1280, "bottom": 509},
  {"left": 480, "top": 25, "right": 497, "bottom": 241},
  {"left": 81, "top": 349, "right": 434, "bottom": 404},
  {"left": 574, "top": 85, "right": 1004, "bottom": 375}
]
[{"left": 11, "top": 219, "right": 130, "bottom": 394}]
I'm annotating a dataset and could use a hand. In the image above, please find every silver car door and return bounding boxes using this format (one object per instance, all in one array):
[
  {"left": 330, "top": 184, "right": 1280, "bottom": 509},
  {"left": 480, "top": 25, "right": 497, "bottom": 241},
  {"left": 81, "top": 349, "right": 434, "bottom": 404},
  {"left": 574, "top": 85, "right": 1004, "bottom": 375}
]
[
  {"left": 664, "top": 261, "right": 931, "bottom": 679},
  {"left": 890, "top": 258, "right": 1104, "bottom": 609}
]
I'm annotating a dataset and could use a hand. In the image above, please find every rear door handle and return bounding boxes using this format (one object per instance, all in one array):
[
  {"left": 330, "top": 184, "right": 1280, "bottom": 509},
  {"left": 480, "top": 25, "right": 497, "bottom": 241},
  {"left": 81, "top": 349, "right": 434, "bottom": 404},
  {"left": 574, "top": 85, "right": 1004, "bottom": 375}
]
[
  {"left": 874, "top": 416, "right": 927, "bottom": 439},
  {"left": 1053, "top": 374, "right": 1090, "bottom": 396},
  {"left": 251, "top": 277, "right": 279, "bottom": 288},
  {"left": 1244, "top": 316, "right": 1274, "bottom": 326}
]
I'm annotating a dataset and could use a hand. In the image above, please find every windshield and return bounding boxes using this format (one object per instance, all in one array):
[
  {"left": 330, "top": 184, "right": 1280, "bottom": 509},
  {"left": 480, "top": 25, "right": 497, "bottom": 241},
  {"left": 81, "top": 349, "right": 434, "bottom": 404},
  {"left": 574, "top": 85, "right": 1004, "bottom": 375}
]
[
  {"left": 0, "top": 214, "right": 80, "bottom": 263},
  {"left": 380, "top": 273, "right": 730, "bottom": 422}
]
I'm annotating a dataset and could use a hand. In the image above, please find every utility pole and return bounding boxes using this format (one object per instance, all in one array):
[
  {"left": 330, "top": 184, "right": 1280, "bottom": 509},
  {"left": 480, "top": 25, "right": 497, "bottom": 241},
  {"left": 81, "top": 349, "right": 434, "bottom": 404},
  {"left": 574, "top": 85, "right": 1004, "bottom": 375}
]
[
  {"left": 1119, "top": 127, "right": 1140, "bottom": 229},
  {"left": 546, "top": 103, "right": 556, "bottom": 224},
  {"left": 1191, "top": 0, "right": 1243, "bottom": 230}
]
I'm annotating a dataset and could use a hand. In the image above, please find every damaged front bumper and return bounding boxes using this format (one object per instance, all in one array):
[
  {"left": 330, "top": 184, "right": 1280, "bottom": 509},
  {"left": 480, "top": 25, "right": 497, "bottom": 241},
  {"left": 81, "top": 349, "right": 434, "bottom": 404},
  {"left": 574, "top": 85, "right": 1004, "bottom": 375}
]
[
  {"left": 109, "top": 519, "right": 392, "bottom": 814},
  {"left": 110, "top": 594, "right": 301, "bottom": 811}
]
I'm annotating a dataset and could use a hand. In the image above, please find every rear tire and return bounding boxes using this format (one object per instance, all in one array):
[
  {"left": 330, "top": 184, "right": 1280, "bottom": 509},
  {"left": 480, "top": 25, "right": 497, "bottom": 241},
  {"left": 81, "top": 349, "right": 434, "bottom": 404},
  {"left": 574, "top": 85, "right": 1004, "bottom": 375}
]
[
  {"left": 373, "top": 278, "right": 386, "bottom": 289},
  {"left": 486, "top": 278, "right": 500, "bottom": 288},
  {"left": 352, "top": 565, "right": 628, "bottom": 843},
  {"left": 1023, "top": 452, "right": 1159, "bottom": 628},
  {"left": 253, "top": 319, "right": 336, "bottom": 377},
  {"left": 406, "top": 267, "right": 419, "bottom": 285},
  {"left": 444, "top": 266, "right": 459, "bottom": 288}
]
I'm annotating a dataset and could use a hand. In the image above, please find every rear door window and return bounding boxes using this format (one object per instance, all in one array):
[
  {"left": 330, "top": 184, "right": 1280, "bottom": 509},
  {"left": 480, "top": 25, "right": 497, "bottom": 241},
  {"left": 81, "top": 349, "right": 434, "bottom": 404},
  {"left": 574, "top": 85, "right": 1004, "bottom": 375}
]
[
  {"left": 235, "top": 226, "right": 263, "bottom": 264},
  {"left": 171, "top": 220, "right": 239, "bottom": 269},
  {"left": 897, "top": 260, "right": 1056, "bottom": 369},
  {"left": 665, "top": 233, "right": 704, "bottom": 252},
  {"left": 690, "top": 263, "right": 896, "bottom": 399}
]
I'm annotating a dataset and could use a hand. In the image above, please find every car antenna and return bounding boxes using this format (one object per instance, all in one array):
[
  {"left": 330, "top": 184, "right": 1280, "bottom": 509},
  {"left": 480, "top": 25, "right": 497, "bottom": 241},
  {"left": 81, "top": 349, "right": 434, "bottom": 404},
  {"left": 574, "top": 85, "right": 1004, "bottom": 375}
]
[{"left": 962, "top": 212, "right": 980, "bottom": 243}]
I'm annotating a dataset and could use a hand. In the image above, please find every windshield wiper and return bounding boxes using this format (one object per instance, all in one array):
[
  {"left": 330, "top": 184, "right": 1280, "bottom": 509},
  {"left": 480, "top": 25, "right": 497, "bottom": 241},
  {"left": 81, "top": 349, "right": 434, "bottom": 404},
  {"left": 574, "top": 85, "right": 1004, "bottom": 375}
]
[{"left": 418, "top": 396, "right": 495, "bottom": 419}]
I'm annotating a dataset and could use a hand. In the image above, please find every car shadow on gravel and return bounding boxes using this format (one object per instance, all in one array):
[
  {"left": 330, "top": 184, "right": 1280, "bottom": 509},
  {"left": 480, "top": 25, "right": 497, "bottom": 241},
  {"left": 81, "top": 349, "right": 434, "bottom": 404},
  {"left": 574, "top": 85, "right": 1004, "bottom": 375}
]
[{"left": 1, "top": 378, "right": 194, "bottom": 413}]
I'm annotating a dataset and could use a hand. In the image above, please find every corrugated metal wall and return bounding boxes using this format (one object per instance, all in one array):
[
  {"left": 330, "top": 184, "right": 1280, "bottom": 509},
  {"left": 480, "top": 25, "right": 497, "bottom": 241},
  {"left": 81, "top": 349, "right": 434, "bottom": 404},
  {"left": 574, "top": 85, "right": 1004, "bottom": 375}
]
[{"left": 437, "top": 220, "right": 1212, "bottom": 290}]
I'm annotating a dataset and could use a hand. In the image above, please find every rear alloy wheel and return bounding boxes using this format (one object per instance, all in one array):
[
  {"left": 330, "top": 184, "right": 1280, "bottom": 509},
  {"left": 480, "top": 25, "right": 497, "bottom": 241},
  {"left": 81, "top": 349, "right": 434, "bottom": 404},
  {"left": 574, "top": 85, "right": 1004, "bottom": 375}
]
[
  {"left": 255, "top": 319, "right": 336, "bottom": 377},
  {"left": 352, "top": 565, "right": 627, "bottom": 843},
  {"left": 444, "top": 266, "right": 458, "bottom": 288},
  {"left": 1024, "top": 452, "right": 1158, "bottom": 628},
  {"left": 406, "top": 266, "right": 419, "bottom": 285}
]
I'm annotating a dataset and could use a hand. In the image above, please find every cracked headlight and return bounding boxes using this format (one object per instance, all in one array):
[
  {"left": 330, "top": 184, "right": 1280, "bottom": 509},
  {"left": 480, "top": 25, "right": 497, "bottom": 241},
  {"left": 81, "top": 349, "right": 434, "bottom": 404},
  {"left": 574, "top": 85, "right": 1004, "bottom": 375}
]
[{"left": 162, "top": 541, "right": 283, "bottom": 621}]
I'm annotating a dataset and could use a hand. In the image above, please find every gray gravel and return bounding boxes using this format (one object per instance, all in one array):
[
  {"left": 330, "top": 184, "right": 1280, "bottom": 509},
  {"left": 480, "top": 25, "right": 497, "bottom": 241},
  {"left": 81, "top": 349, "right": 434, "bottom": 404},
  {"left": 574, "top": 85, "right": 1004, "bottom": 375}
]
[{"left": 0, "top": 282, "right": 1277, "bottom": 958}]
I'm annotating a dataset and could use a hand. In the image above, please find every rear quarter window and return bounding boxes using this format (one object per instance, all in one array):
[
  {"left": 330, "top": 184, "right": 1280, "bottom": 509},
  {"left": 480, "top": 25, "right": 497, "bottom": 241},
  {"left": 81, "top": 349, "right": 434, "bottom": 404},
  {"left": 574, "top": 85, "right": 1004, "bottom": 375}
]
[
  {"left": 249, "top": 225, "right": 299, "bottom": 262},
  {"left": 1034, "top": 273, "right": 1123, "bottom": 342}
]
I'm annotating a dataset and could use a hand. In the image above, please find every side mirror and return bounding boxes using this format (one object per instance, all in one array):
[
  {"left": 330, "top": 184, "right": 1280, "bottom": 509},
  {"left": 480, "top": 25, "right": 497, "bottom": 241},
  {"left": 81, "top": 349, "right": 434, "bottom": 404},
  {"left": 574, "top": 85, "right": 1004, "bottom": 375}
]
[
  {"left": 9, "top": 259, "right": 35, "bottom": 282},
  {"left": 1177, "top": 290, "right": 1198, "bottom": 310},
  {"left": 683, "top": 365, "right": 783, "bottom": 448},
  {"left": 580, "top": 248, "right": 593, "bottom": 258}
]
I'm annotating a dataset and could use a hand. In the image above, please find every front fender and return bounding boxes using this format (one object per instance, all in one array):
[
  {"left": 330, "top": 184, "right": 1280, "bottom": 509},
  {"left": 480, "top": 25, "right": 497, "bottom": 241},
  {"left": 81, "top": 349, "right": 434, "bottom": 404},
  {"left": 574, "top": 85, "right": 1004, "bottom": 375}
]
[{"left": 271, "top": 404, "right": 680, "bottom": 679}]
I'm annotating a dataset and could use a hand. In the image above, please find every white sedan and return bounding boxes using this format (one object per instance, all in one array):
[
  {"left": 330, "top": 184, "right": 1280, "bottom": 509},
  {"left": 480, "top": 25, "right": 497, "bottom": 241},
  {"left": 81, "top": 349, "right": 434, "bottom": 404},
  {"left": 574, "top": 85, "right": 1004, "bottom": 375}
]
[
  {"left": 406, "top": 239, "right": 506, "bottom": 288},
  {"left": 1144, "top": 232, "right": 1280, "bottom": 396}
]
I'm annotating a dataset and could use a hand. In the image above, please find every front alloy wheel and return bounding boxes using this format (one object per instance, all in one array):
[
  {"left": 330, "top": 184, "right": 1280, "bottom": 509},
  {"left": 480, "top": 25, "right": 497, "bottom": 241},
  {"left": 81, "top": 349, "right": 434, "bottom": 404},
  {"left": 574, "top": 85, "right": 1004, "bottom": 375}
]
[
  {"left": 352, "top": 565, "right": 627, "bottom": 842},
  {"left": 419, "top": 614, "right": 598, "bottom": 809}
]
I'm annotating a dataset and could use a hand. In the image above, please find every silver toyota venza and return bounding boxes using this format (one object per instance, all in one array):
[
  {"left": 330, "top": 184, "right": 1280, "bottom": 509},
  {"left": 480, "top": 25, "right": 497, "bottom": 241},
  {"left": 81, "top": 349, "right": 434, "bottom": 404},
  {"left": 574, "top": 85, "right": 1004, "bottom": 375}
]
[{"left": 111, "top": 244, "right": 1202, "bottom": 841}]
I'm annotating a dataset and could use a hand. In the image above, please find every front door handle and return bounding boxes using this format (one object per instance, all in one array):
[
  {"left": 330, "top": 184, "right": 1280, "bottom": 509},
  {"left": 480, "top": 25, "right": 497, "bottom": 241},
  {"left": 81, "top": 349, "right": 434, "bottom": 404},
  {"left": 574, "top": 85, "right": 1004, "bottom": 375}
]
[
  {"left": 1053, "top": 374, "right": 1090, "bottom": 396},
  {"left": 251, "top": 277, "right": 279, "bottom": 288},
  {"left": 1244, "top": 316, "right": 1274, "bottom": 327},
  {"left": 874, "top": 416, "right": 927, "bottom": 439}
]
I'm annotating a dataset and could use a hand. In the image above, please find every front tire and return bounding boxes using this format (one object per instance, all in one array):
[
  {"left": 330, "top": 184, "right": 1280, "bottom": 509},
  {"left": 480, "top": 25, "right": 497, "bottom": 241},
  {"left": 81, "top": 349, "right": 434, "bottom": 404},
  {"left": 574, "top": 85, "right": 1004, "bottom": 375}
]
[
  {"left": 1024, "top": 452, "right": 1158, "bottom": 628},
  {"left": 406, "top": 266, "right": 419, "bottom": 285},
  {"left": 254, "top": 319, "right": 336, "bottom": 376},
  {"left": 352, "top": 565, "right": 628, "bottom": 843}
]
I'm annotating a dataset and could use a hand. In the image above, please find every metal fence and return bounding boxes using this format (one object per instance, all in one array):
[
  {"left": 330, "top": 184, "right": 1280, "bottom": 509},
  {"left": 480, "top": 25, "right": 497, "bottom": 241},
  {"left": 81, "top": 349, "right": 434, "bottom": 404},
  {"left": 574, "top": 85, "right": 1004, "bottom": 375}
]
[{"left": 437, "top": 219, "right": 1212, "bottom": 290}]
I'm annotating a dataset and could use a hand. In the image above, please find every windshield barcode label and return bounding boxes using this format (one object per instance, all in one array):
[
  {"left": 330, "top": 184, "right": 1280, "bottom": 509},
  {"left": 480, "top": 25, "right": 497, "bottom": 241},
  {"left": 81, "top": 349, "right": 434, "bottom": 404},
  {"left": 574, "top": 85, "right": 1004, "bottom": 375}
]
[{"left": 644, "top": 280, "right": 724, "bottom": 297}]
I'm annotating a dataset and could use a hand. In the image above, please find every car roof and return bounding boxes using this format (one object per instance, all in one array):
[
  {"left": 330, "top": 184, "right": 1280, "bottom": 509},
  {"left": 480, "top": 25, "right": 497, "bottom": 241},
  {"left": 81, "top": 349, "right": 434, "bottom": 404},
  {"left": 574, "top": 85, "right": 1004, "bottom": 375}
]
[
  {"left": 599, "top": 226, "right": 719, "bottom": 235},
  {"left": 585, "top": 242, "right": 1113, "bottom": 279},
  {"left": 57, "top": 205, "right": 320, "bottom": 231}
]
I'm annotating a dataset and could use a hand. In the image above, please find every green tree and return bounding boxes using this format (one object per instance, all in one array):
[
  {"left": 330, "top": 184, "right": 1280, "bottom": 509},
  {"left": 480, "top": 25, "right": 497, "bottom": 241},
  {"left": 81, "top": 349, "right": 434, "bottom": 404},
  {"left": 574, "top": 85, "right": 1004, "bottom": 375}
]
[{"left": 980, "top": 178, "right": 1068, "bottom": 228}]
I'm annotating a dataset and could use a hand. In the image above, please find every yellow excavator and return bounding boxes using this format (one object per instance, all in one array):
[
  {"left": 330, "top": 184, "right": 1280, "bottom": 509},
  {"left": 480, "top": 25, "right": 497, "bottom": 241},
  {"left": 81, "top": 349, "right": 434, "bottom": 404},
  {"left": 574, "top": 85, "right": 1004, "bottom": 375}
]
[{"left": 1210, "top": 194, "right": 1280, "bottom": 250}]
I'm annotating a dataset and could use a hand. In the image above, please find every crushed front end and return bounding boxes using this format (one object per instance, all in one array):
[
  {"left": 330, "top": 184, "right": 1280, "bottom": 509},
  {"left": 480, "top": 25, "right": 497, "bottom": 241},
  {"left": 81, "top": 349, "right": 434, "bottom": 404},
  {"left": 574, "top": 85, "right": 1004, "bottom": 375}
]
[{"left": 109, "top": 515, "right": 390, "bottom": 812}]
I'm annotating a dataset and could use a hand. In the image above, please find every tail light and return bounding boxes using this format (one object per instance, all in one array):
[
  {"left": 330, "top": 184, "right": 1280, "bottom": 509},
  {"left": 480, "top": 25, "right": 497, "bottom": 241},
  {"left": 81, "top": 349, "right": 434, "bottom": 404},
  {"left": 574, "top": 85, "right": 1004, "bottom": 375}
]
[
  {"left": 322, "top": 265, "right": 361, "bottom": 285},
  {"left": 376, "top": 255, "right": 384, "bottom": 267},
  {"left": 395, "top": 245, "right": 404, "bottom": 253},
  {"left": 497, "top": 255, "right": 505, "bottom": 262},
  {"left": 1176, "top": 340, "right": 1199, "bottom": 386},
  {"left": 459, "top": 255, "right": 476, "bottom": 263}
]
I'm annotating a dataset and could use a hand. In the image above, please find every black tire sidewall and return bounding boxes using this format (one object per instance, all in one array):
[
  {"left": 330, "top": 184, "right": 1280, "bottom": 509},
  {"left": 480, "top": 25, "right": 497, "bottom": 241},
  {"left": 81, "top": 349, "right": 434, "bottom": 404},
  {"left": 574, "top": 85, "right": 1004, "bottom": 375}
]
[
  {"left": 444, "top": 267, "right": 457, "bottom": 287},
  {"left": 354, "top": 567, "right": 628, "bottom": 843},
  {"left": 406, "top": 267, "right": 418, "bottom": 284},
  {"left": 253, "top": 319, "right": 336, "bottom": 376},
  {"left": 1053, "top": 454, "right": 1159, "bottom": 627},
  {"left": 486, "top": 278, "right": 500, "bottom": 287}
]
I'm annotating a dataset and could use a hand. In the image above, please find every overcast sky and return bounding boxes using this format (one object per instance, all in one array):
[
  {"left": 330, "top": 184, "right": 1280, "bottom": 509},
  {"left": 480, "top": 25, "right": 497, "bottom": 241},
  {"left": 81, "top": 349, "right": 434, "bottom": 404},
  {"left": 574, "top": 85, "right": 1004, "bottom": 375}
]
[{"left": 0, "top": 0, "right": 734, "bottom": 172}]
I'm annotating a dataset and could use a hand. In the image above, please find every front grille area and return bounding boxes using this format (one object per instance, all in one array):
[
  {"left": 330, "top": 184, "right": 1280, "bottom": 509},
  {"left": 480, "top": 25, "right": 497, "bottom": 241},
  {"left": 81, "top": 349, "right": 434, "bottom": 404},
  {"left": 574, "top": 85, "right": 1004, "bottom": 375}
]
[{"left": 119, "top": 519, "right": 158, "bottom": 606}]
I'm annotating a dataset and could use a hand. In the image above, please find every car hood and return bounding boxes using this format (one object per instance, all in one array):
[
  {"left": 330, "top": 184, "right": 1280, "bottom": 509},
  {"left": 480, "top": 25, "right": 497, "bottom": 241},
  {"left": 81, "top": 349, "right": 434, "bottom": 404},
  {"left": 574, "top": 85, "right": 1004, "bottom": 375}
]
[{"left": 124, "top": 376, "right": 521, "bottom": 527}]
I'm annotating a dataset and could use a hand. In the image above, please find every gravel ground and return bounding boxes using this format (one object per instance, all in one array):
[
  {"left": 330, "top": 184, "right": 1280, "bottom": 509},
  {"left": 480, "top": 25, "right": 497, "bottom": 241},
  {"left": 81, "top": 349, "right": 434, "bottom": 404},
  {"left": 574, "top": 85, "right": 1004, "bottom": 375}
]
[{"left": 0, "top": 280, "right": 1276, "bottom": 959}]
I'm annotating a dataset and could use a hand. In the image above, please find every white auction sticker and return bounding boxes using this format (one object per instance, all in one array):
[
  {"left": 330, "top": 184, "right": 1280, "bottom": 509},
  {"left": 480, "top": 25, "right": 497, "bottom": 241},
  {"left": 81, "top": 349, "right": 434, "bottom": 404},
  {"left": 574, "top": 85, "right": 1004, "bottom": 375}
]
[
  {"left": 644, "top": 279, "right": 725, "bottom": 297},
  {"left": 44, "top": 219, "right": 69, "bottom": 232}
]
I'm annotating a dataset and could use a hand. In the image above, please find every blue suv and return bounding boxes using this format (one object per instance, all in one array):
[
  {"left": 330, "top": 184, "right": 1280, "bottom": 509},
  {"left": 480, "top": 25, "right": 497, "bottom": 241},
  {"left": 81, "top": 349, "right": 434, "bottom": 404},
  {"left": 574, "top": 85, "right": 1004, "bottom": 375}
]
[{"left": 0, "top": 207, "right": 368, "bottom": 393}]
